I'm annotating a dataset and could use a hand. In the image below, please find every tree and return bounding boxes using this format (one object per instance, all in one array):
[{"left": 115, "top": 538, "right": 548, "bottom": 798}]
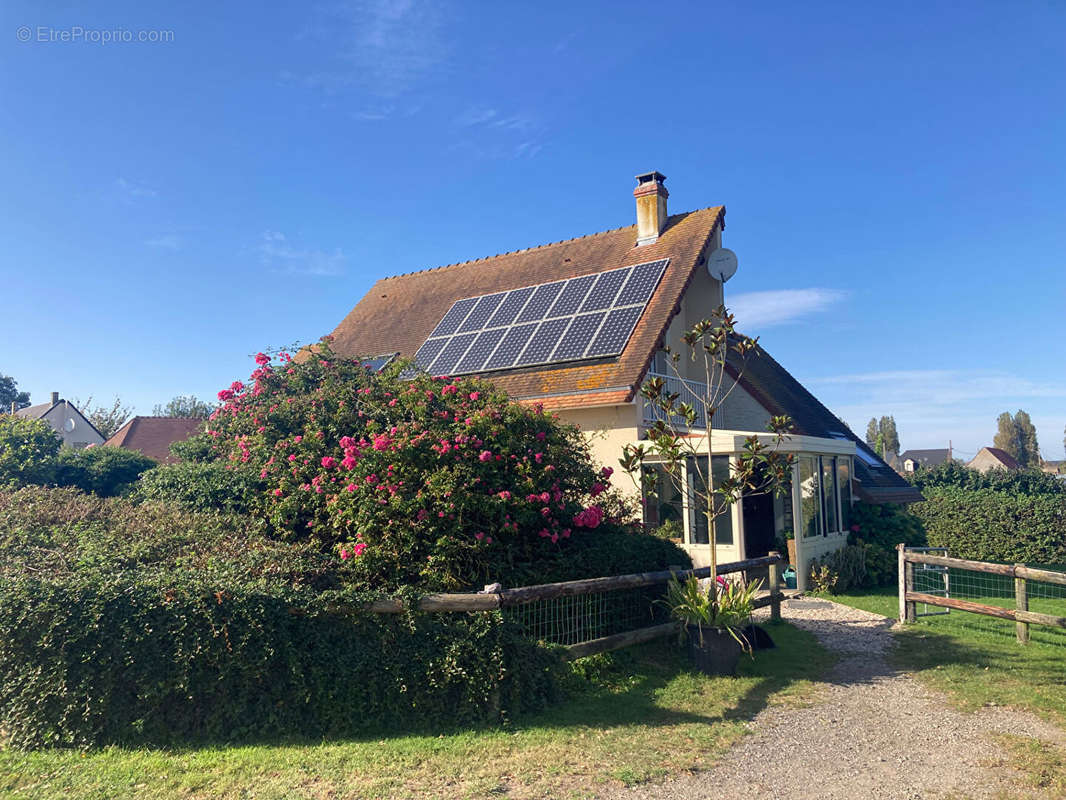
[
  {"left": 864, "top": 416, "right": 900, "bottom": 460},
  {"left": 620, "top": 306, "right": 793, "bottom": 584},
  {"left": 152, "top": 395, "right": 215, "bottom": 418},
  {"left": 865, "top": 418, "right": 879, "bottom": 449},
  {"left": 72, "top": 396, "right": 134, "bottom": 440},
  {"left": 1015, "top": 410, "right": 1039, "bottom": 467},
  {"left": 0, "top": 374, "right": 30, "bottom": 413},
  {"left": 993, "top": 410, "right": 1039, "bottom": 468}
]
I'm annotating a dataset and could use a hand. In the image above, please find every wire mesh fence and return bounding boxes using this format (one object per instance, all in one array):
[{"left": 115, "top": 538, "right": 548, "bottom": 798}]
[{"left": 503, "top": 584, "right": 671, "bottom": 646}]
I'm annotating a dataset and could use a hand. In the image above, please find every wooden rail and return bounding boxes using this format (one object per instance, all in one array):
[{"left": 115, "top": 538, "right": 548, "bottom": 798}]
[
  {"left": 898, "top": 545, "right": 1066, "bottom": 642},
  {"left": 366, "top": 553, "right": 786, "bottom": 659}
]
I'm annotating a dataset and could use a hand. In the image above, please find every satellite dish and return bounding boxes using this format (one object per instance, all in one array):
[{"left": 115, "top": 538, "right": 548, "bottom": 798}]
[
  {"left": 707, "top": 248, "right": 738, "bottom": 282},
  {"left": 64, "top": 418, "right": 76, "bottom": 433}
]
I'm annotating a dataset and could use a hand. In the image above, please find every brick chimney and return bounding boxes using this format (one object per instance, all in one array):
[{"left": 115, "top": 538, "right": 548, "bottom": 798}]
[
  {"left": 634, "top": 171, "right": 668, "bottom": 246},
  {"left": 51, "top": 391, "right": 60, "bottom": 406}
]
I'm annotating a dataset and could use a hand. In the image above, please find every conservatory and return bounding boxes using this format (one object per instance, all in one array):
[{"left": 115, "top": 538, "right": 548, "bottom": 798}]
[{"left": 637, "top": 430, "right": 858, "bottom": 592}]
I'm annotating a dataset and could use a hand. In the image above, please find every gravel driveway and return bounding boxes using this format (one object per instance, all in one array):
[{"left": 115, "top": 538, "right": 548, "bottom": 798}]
[{"left": 610, "top": 596, "right": 1066, "bottom": 800}]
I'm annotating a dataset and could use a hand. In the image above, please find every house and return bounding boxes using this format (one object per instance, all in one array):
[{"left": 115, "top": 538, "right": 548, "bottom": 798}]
[
  {"left": 105, "top": 416, "right": 204, "bottom": 464},
  {"left": 326, "top": 171, "right": 922, "bottom": 590},
  {"left": 967, "top": 446, "right": 1022, "bottom": 473},
  {"left": 899, "top": 448, "right": 952, "bottom": 473},
  {"left": 12, "top": 392, "right": 104, "bottom": 449}
]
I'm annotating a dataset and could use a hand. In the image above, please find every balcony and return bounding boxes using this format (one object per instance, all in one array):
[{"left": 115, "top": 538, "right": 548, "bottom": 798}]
[{"left": 640, "top": 372, "right": 731, "bottom": 430}]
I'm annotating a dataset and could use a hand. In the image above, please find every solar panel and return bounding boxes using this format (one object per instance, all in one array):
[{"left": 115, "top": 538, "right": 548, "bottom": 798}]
[
  {"left": 429, "top": 296, "right": 478, "bottom": 337},
  {"left": 456, "top": 328, "right": 505, "bottom": 374},
  {"left": 516, "top": 318, "right": 570, "bottom": 367},
  {"left": 547, "top": 273, "right": 596, "bottom": 317},
  {"left": 426, "top": 332, "right": 478, "bottom": 376},
  {"left": 414, "top": 258, "right": 668, "bottom": 375},
  {"left": 516, "top": 281, "right": 565, "bottom": 323},
  {"left": 458, "top": 292, "right": 506, "bottom": 333},
  {"left": 586, "top": 306, "right": 645, "bottom": 358},
  {"left": 485, "top": 323, "right": 538, "bottom": 370},
  {"left": 551, "top": 312, "right": 606, "bottom": 361}
]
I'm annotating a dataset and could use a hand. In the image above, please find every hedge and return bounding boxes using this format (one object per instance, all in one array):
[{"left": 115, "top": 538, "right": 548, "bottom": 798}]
[
  {"left": 911, "top": 486, "right": 1066, "bottom": 565},
  {"left": 0, "top": 576, "right": 562, "bottom": 749}
]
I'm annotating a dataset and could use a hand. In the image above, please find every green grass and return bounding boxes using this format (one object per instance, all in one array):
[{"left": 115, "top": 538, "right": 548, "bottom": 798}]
[
  {"left": 0, "top": 622, "right": 833, "bottom": 800},
  {"left": 828, "top": 585, "right": 1066, "bottom": 727}
]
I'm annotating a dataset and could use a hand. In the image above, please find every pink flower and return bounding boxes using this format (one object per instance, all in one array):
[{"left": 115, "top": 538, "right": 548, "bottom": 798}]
[
  {"left": 255, "top": 352, "right": 270, "bottom": 365},
  {"left": 353, "top": 542, "right": 366, "bottom": 556},
  {"left": 230, "top": 380, "right": 244, "bottom": 393},
  {"left": 469, "top": 391, "right": 480, "bottom": 401},
  {"left": 321, "top": 456, "right": 337, "bottom": 469},
  {"left": 340, "top": 548, "right": 350, "bottom": 560},
  {"left": 373, "top": 434, "right": 392, "bottom": 451},
  {"left": 475, "top": 532, "right": 485, "bottom": 540},
  {"left": 273, "top": 488, "right": 283, "bottom": 497},
  {"left": 573, "top": 505, "right": 604, "bottom": 529},
  {"left": 497, "top": 490, "right": 511, "bottom": 500},
  {"left": 341, "top": 455, "right": 358, "bottom": 470},
  {"left": 294, "top": 435, "right": 303, "bottom": 443},
  {"left": 590, "top": 482, "right": 606, "bottom": 497},
  {"left": 479, "top": 450, "right": 492, "bottom": 462},
  {"left": 217, "top": 389, "right": 234, "bottom": 401},
  {"left": 339, "top": 436, "right": 356, "bottom": 449},
  {"left": 600, "top": 466, "right": 614, "bottom": 479}
]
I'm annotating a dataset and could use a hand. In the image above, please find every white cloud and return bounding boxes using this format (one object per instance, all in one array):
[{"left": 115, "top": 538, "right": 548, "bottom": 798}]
[
  {"left": 808, "top": 368, "right": 1066, "bottom": 456},
  {"left": 257, "top": 230, "right": 346, "bottom": 276},
  {"left": 145, "top": 234, "right": 181, "bottom": 250},
  {"left": 296, "top": 0, "right": 447, "bottom": 97},
  {"left": 728, "top": 288, "right": 848, "bottom": 329}
]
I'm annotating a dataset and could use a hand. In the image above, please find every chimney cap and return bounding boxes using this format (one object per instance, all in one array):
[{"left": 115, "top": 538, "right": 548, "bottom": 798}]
[{"left": 635, "top": 171, "right": 667, "bottom": 185}]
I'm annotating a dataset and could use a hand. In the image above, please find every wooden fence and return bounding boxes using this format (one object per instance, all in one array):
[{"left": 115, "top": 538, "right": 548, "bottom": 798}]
[
  {"left": 370, "top": 552, "right": 786, "bottom": 660},
  {"left": 897, "top": 544, "right": 1066, "bottom": 643}
]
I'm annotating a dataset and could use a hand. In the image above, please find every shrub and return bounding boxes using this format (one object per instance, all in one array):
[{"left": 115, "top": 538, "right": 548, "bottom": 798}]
[
  {"left": 188, "top": 341, "right": 663, "bottom": 591},
  {"left": 54, "top": 446, "right": 157, "bottom": 497},
  {"left": 847, "top": 502, "right": 926, "bottom": 586},
  {"left": 809, "top": 544, "right": 866, "bottom": 594},
  {"left": 0, "top": 416, "right": 59, "bottom": 487},
  {"left": 136, "top": 461, "right": 265, "bottom": 515},
  {"left": 0, "top": 486, "right": 564, "bottom": 749},
  {"left": 911, "top": 486, "right": 1066, "bottom": 564},
  {"left": 909, "top": 461, "right": 1066, "bottom": 496}
]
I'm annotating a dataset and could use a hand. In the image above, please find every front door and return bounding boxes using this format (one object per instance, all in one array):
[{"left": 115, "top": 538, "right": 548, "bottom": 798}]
[{"left": 742, "top": 491, "right": 776, "bottom": 559}]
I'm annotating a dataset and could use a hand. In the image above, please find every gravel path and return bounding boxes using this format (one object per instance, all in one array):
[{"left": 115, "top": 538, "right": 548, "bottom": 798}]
[{"left": 610, "top": 596, "right": 1066, "bottom": 800}]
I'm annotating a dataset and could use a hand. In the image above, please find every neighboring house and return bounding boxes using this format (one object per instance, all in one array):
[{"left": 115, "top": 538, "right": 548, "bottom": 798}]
[
  {"left": 13, "top": 392, "right": 104, "bottom": 449},
  {"left": 1040, "top": 460, "right": 1066, "bottom": 475},
  {"left": 325, "top": 171, "right": 921, "bottom": 590},
  {"left": 899, "top": 448, "right": 952, "bottom": 473},
  {"left": 967, "top": 447, "right": 1022, "bottom": 473},
  {"left": 105, "top": 416, "right": 203, "bottom": 464}
]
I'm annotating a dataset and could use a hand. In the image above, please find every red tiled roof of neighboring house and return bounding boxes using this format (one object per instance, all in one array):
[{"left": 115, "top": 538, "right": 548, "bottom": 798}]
[
  {"left": 105, "top": 417, "right": 204, "bottom": 464},
  {"left": 328, "top": 206, "right": 725, "bottom": 407}
]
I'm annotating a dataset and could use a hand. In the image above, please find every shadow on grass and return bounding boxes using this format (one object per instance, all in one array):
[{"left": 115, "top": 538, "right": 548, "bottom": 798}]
[{"left": 138, "top": 621, "right": 833, "bottom": 756}]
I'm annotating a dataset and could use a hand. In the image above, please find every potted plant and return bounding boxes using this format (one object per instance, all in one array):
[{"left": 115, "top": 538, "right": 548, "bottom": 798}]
[
  {"left": 782, "top": 528, "right": 796, "bottom": 569},
  {"left": 660, "top": 574, "right": 761, "bottom": 676}
]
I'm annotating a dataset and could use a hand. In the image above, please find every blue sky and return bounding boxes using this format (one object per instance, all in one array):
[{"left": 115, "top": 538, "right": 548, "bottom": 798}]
[{"left": 2, "top": 1, "right": 1064, "bottom": 459}]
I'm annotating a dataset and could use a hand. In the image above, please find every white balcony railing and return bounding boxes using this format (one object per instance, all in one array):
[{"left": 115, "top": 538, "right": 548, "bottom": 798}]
[{"left": 640, "top": 372, "right": 722, "bottom": 430}]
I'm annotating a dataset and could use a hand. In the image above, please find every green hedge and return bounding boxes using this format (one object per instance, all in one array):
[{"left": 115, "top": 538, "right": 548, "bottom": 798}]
[
  {"left": 847, "top": 502, "right": 926, "bottom": 586},
  {"left": 0, "top": 487, "right": 564, "bottom": 749},
  {"left": 0, "top": 576, "right": 562, "bottom": 749},
  {"left": 911, "top": 486, "right": 1066, "bottom": 564}
]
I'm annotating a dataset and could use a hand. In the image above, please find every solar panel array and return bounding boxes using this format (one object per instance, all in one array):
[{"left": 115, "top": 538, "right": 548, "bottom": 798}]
[{"left": 413, "top": 259, "right": 668, "bottom": 376}]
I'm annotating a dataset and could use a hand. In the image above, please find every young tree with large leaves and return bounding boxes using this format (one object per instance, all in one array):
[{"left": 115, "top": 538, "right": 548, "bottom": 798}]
[{"left": 620, "top": 306, "right": 793, "bottom": 585}]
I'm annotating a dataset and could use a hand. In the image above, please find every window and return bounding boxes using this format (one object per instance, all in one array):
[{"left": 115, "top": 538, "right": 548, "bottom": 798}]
[
  {"left": 820, "top": 456, "right": 838, "bottom": 534},
  {"left": 641, "top": 463, "right": 683, "bottom": 528},
  {"left": 689, "top": 455, "right": 734, "bottom": 546},
  {"left": 799, "top": 456, "right": 822, "bottom": 538},
  {"left": 837, "top": 457, "right": 853, "bottom": 531}
]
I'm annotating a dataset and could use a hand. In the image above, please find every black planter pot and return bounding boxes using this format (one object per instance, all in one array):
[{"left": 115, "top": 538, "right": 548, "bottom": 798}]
[{"left": 685, "top": 624, "right": 744, "bottom": 676}]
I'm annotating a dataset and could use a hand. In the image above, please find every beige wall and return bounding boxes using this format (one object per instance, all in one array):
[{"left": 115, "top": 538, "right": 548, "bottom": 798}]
[
  {"left": 41, "top": 402, "right": 104, "bottom": 448},
  {"left": 556, "top": 404, "right": 642, "bottom": 506}
]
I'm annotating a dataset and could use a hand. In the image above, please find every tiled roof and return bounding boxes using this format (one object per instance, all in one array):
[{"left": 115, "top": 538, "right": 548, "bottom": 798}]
[
  {"left": 900, "top": 448, "right": 952, "bottom": 466},
  {"left": 105, "top": 417, "right": 204, "bottom": 464},
  {"left": 726, "top": 343, "right": 925, "bottom": 504},
  {"left": 973, "top": 447, "right": 1022, "bottom": 470},
  {"left": 328, "top": 207, "right": 725, "bottom": 405},
  {"left": 13, "top": 402, "right": 54, "bottom": 419}
]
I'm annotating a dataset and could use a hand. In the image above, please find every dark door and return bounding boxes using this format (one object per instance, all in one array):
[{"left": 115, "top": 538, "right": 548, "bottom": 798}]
[{"left": 742, "top": 491, "right": 776, "bottom": 558}]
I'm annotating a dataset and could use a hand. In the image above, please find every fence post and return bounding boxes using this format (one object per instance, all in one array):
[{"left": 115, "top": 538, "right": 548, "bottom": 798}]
[
  {"left": 768, "top": 550, "right": 782, "bottom": 622},
  {"left": 898, "top": 544, "right": 915, "bottom": 623},
  {"left": 1015, "top": 565, "right": 1029, "bottom": 644}
]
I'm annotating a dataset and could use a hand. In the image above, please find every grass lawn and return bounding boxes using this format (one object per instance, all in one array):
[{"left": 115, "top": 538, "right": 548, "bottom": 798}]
[
  {"left": 827, "top": 586, "right": 1066, "bottom": 727},
  {"left": 0, "top": 622, "right": 832, "bottom": 800}
]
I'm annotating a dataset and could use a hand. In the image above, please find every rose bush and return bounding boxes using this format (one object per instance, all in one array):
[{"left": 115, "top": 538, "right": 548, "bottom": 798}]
[{"left": 176, "top": 339, "right": 685, "bottom": 591}]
